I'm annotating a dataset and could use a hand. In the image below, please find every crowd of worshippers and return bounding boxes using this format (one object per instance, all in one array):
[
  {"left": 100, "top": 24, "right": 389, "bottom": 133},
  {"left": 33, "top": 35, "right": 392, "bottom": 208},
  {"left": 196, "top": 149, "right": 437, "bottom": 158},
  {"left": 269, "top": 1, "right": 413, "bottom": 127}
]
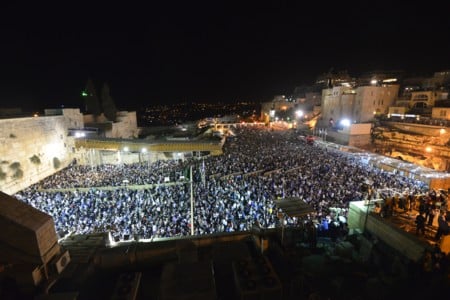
[{"left": 14, "top": 126, "right": 435, "bottom": 242}]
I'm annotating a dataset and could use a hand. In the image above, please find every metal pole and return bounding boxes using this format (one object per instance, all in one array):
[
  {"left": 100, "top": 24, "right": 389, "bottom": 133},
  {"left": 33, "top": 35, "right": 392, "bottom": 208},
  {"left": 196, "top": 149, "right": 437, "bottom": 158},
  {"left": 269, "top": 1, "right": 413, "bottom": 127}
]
[{"left": 190, "top": 165, "right": 194, "bottom": 235}]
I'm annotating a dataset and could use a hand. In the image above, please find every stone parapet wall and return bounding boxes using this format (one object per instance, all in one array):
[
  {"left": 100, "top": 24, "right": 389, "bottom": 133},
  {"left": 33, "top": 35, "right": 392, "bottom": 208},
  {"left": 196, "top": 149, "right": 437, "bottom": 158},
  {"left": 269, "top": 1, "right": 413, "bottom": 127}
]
[{"left": 348, "top": 201, "right": 431, "bottom": 262}]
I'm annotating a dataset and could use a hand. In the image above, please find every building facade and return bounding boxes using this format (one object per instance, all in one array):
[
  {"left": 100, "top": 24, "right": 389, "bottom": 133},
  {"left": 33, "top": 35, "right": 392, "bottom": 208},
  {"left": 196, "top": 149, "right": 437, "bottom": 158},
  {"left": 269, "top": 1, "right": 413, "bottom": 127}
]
[
  {"left": 352, "top": 85, "right": 399, "bottom": 123},
  {"left": 320, "top": 86, "right": 355, "bottom": 126}
]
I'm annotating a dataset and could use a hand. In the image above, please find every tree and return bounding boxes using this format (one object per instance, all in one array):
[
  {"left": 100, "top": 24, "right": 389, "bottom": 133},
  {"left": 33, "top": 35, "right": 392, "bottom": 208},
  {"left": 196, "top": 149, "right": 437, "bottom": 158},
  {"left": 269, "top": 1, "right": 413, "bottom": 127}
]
[
  {"left": 101, "top": 82, "right": 118, "bottom": 122},
  {"left": 82, "top": 79, "right": 102, "bottom": 117}
]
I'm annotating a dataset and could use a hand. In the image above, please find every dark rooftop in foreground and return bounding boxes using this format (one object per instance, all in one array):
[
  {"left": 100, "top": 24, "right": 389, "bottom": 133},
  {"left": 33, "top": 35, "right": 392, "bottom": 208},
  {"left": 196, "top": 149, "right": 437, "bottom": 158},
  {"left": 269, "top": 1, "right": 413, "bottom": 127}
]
[{"left": 1, "top": 192, "right": 450, "bottom": 299}]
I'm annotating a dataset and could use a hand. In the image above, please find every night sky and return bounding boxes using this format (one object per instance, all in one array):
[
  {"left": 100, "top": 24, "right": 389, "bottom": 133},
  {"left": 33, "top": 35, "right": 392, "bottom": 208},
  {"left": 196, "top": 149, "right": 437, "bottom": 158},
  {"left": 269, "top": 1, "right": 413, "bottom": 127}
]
[{"left": 1, "top": 2, "right": 449, "bottom": 111}]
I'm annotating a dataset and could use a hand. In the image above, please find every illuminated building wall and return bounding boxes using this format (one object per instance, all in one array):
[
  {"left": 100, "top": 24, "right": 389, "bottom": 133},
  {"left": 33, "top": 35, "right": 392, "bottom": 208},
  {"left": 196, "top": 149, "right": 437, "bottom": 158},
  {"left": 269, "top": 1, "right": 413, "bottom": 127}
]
[
  {"left": 0, "top": 115, "right": 75, "bottom": 194},
  {"left": 408, "top": 90, "right": 448, "bottom": 109},
  {"left": 321, "top": 87, "right": 337, "bottom": 125},
  {"left": 112, "top": 111, "right": 138, "bottom": 138},
  {"left": 352, "top": 85, "right": 399, "bottom": 123},
  {"left": 83, "top": 111, "right": 138, "bottom": 138},
  {"left": 44, "top": 108, "right": 84, "bottom": 129},
  {"left": 432, "top": 107, "right": 450, "bottom": 120},
  {"left": 320, "top": 86, "right": 354, "bottom": 125}
]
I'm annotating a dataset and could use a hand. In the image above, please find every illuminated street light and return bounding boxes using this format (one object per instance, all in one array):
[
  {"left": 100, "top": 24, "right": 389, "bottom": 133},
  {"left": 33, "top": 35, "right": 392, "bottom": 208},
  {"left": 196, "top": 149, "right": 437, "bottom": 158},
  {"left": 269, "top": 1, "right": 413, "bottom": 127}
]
[
  {"left": 74, "top": 131, "right": 86, "bottom": 138},
  {"left": 123, "top": 146, "right": 129, "bottom": 152},
  {"left": 295, "top": 110, "right": 303, "bottom": 117},
  {"left": 141, "top": 148, "right": 147, "bottom": 153},
  {"left": 340, "top": 119, "right": 351, "bottom": 127},
  {"left": 440, "top": 128, "right": 446, "bottom": 135},
  {"left": 425, "top": 146, "right": 432, "bottom": 153}
]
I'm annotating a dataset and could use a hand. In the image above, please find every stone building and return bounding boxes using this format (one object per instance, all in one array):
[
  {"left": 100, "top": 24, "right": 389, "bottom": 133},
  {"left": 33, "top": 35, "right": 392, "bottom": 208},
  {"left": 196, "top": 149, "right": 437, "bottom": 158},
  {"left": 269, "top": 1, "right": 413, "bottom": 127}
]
[
  {"left": 320, "top": 86, "right": 356, "bottom": 126},
  {"left": 408, "top": 90, "right": 448, "bottom": 110},
  {"left": 83, "top": 111, "right": 138, "bottom": 139},
  {"left": 353, "top": 84, "right": 399, "bottom": 123},
  {"left": 320, "top": 84, "right": 399, "bottom": 125}
]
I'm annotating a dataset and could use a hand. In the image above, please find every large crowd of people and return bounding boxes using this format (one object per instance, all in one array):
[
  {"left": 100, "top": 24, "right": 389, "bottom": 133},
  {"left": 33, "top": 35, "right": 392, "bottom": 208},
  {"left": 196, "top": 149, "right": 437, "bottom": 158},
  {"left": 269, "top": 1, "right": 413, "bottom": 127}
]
[{"left": 14, "top": 126, "right": 435, "bottom": 242}]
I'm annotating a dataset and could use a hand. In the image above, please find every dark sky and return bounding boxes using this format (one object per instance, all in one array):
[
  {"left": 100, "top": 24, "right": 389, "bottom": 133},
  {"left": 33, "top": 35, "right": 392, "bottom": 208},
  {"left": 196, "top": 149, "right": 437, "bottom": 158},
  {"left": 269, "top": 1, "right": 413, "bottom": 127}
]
[{"left": 1, "top": 1, "right": 449, "bottom": 111}]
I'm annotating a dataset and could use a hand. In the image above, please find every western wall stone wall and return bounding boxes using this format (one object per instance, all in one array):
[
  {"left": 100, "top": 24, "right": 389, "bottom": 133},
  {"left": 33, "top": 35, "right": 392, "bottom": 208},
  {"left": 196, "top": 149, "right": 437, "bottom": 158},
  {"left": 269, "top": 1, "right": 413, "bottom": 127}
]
[{"left": 0, "top": 116, "right": 74, "bottom": 195}]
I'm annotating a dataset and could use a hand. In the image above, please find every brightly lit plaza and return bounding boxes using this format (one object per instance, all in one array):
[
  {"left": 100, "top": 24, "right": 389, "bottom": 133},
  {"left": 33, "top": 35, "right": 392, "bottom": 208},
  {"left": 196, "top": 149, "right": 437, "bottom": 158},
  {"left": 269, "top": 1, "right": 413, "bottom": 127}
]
[{"left": 13, "top": 125, "right": 447, "bottom": 246}]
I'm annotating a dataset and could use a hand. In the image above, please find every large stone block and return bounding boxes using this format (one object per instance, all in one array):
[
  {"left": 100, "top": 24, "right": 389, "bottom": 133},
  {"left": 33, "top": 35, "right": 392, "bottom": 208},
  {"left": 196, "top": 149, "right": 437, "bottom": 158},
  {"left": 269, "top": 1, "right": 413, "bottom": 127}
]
[{"left": 0, "top": 191, "right": 59, "bottom": 264}]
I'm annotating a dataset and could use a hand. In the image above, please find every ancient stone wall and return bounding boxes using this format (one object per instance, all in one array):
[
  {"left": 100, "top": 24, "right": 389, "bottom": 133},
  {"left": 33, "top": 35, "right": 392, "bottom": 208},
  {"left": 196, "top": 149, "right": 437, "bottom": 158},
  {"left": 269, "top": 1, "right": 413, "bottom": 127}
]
[
  {"left": 111, "top": 111, "right": 138, "bottom": 138},
  {"left": 0, "top": 116, "right": 74, "bottom": 194}
]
